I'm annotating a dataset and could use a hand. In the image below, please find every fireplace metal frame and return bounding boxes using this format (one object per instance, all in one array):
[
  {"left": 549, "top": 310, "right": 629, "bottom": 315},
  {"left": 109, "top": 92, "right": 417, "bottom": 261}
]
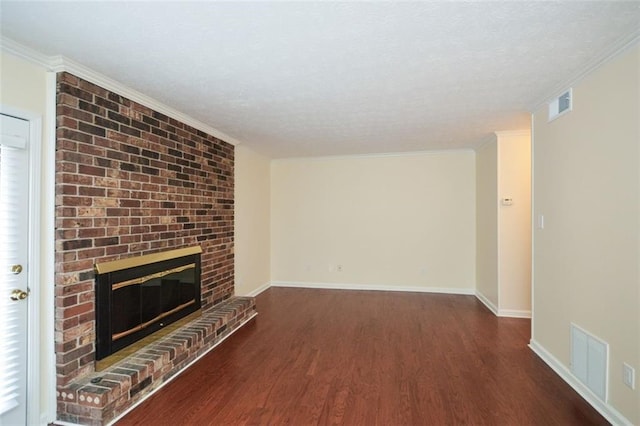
[{"left": 94, "top": 246, "right": 202, "bottom": 361}]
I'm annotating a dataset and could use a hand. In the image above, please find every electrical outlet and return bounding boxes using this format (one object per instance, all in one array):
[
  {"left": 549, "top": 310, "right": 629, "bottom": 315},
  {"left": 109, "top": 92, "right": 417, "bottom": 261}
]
[{"left": 623, "top": 363, "right": 635, "bottom": 389}]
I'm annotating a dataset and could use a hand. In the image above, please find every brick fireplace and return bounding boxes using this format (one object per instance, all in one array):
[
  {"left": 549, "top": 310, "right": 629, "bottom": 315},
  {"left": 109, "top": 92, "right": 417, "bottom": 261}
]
[{"left": 54, "top": 72, "right": 256, "bottom": 424}]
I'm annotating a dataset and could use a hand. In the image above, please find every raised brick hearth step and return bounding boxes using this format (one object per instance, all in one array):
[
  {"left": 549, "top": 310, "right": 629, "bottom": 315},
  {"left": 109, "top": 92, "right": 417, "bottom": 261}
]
[{"left": 56, "top": 296, "right": 256, "bottom": 425}]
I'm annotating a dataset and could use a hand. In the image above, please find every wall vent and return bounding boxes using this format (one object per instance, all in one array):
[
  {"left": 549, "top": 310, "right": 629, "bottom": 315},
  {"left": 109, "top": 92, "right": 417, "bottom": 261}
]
[
  {"left": 548, "top": 89, "right": 572, "bottom": 121},
  {"left": 570, "top": 323, "right": 608, "bottom": 401}
]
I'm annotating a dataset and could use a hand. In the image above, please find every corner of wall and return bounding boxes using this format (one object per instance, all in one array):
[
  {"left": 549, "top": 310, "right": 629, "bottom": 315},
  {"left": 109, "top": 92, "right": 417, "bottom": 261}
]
[{"left": 234, "top": 145, "right": 271, "bottom": 296}]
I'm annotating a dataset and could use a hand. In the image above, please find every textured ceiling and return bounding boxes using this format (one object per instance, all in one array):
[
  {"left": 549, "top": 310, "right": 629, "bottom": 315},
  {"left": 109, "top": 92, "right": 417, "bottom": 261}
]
[{"left": 1, "top": 2, "right": 639, "bottom": 158}]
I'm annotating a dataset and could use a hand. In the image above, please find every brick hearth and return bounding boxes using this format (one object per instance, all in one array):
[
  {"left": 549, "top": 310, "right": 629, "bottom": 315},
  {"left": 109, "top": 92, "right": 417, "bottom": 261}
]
[{"left": 57, "top": 297, "right": 256, "bottom": 425}]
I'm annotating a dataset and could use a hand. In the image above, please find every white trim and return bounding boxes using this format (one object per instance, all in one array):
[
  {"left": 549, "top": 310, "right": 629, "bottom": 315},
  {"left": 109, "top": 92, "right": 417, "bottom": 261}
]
[
  {"left": 244, "top": 282, "right": 271, "bottom": 297},
  {"left": 51, "top": 421, "right": 81, "bottom": 426},
  {"left": 57, "top": 56, "right": 242, "bottom": 146},
  {"left": 43, "top": 72, "right": 58, "bottom": 425},
  {"left": 271, "top": 281, "right": 475, "bottom": 295},
  {"left": 475, "top": 290, "right": 498, "bottom": 315},
  {"left": 0, "top": 37, "right": 242, "bottom": 148},
  {"left": 104, "top": 311, "right": 258, "bottom": 426},
  {"left": 531, "top": 32, "right": 640, "bottom": 112},
  {"left": 494, "top": 130, "right": 531, "bottom": 138},
  {"left": 496, "top": 134, "right": 502, "bottom": 313},
  {"left": 473, "top": 133, "right": 498, "bottom": 151},
  {"left": 27, "top": 115, "right": 43, "bottom": 426},
  {"left": 271, "top": 148, "right": 475, "bottom": 163},
  {"left": 530, "top": 113, "right": 536, "bottom": 341},
  {"left": 529, "top": 339, "right": 632, "bottom": 426},
  {"left": 476, "top": 290, "right": 532, "bottom": 318},
  {"left": 0, "top": 37, "right": 53, "bottom": 70},
  {"left": 497, "top": 308, "right": 531, "bottom": 319}
]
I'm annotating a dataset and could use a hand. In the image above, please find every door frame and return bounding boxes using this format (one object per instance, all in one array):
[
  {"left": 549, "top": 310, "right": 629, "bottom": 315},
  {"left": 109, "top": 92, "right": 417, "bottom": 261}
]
[{"left": 1, "top": 102, "right": 51, "bottom": 425}]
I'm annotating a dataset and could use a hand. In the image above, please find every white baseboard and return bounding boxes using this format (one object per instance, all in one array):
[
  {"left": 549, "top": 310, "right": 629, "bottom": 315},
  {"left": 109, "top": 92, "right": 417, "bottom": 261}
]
[
  {"left": 498, "top": 308, "right": 531, "bottom": 319},
  {"left": 52, "top": 421, "right": 82, "bottom": 426},
  {"left": 270, "top": 281, "right": 475, "bottom": 295},
  {"left": 244, "top": 282, "right": 271, "bottom": 297},
  {"left": 529, "top": 339, "right": 632, "bottom": 426},
  {"left": 475, "top": 291, "right": 498, "bottom": 315},
  {"left": 249, "top": 283, "right": 529, "bottom": 318},
  {"left": 475, "top": 291, "right": 531, "bottom": 318}
]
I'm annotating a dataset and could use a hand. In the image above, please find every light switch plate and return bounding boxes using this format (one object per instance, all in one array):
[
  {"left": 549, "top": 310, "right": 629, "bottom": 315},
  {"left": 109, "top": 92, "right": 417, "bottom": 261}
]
[{"left": 623, "top": 363, "right": 635, "bottom": 389}]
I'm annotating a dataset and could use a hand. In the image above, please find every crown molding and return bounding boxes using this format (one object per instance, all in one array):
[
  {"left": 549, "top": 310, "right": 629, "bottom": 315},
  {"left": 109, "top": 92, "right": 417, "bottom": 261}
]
[
  {"left": 0, "top": 36, "right": 54, "bottom": 70},
  {"left": 473, "top": 133, "right": 498, "bottom": 151},
  {"left": 1, "top": 36, "right": 242, "bottom": 146},
  {"left": 494, "top": 130, "right": 530, "bottom": 138},
  {"left": 530, "top": 30, "right": 640, "bottom": 112},
  {"left": 272, "top": 147, "right": 475, "bottom": 163}
]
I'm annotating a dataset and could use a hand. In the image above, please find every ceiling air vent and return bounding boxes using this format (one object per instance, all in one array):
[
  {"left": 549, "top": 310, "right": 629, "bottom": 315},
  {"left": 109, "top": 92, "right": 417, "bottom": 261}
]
[{"left": 548, "top": 89, "right": 572, "bottom": 121}]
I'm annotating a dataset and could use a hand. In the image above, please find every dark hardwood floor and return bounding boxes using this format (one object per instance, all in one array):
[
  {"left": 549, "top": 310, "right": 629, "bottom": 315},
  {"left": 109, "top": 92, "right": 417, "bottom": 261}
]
[{"left": 117, "top": 287, "right": 607, "bottom": 425}]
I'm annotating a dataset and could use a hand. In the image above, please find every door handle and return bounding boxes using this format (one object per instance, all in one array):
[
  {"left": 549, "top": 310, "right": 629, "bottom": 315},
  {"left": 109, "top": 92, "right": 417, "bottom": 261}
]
[
  {"left": 11, "top": 264, "right": 23, "bottom": 274},
  {"left": 10, "top": 289, "right": 29, "bottom": 301}
]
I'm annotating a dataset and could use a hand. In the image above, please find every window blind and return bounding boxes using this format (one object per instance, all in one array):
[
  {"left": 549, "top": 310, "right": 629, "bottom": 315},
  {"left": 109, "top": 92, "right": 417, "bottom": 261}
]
[{"left": 0, "top": 114, "right": 29, "bottom": 417}]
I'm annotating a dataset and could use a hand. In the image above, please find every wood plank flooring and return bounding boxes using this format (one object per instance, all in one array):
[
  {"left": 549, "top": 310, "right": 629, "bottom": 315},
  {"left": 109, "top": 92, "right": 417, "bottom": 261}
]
[{"left": 117, "top": 287, "right": 608, "bottom": 425}]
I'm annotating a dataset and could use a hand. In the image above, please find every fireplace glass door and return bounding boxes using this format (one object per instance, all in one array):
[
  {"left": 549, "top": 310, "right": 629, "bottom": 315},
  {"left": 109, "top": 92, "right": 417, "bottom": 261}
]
[{"left": 95, "top": 248, "right": 201, "bottom": 360}]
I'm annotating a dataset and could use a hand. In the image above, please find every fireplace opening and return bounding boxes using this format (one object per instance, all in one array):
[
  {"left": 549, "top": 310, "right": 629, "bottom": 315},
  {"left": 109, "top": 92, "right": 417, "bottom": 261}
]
[{"left": 94, "top": 246, "right": 202, "bottom": 365}]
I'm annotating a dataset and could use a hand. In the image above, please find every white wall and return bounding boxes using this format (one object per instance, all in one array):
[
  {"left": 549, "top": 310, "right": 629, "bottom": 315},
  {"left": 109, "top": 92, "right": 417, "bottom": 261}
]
[
  {"left": 0, "top": 51, "right": 55, "bottom": 424},
  {"left": 497, "top": 131, "right": 531, "bottom": 314},
  {"left": 476, "top": 135, "right": 499, "bottom": 307},
  {"left": 271, "top": 151, "right": 476, "bottom": 292},
  {"left": 234, "top": 145, "right": 271, "bottom": 296},
  {"left": 532, "top": 43, "right": 639, "bottom": 424},
  {"left": 476, "top": 131, "right": 531, "bottom": 316}
]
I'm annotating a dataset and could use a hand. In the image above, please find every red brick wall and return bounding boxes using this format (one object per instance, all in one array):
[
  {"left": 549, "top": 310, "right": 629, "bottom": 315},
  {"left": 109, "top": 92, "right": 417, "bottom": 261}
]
[{"left": 55, "top": 72, "right": 234, "bottom": 386}]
